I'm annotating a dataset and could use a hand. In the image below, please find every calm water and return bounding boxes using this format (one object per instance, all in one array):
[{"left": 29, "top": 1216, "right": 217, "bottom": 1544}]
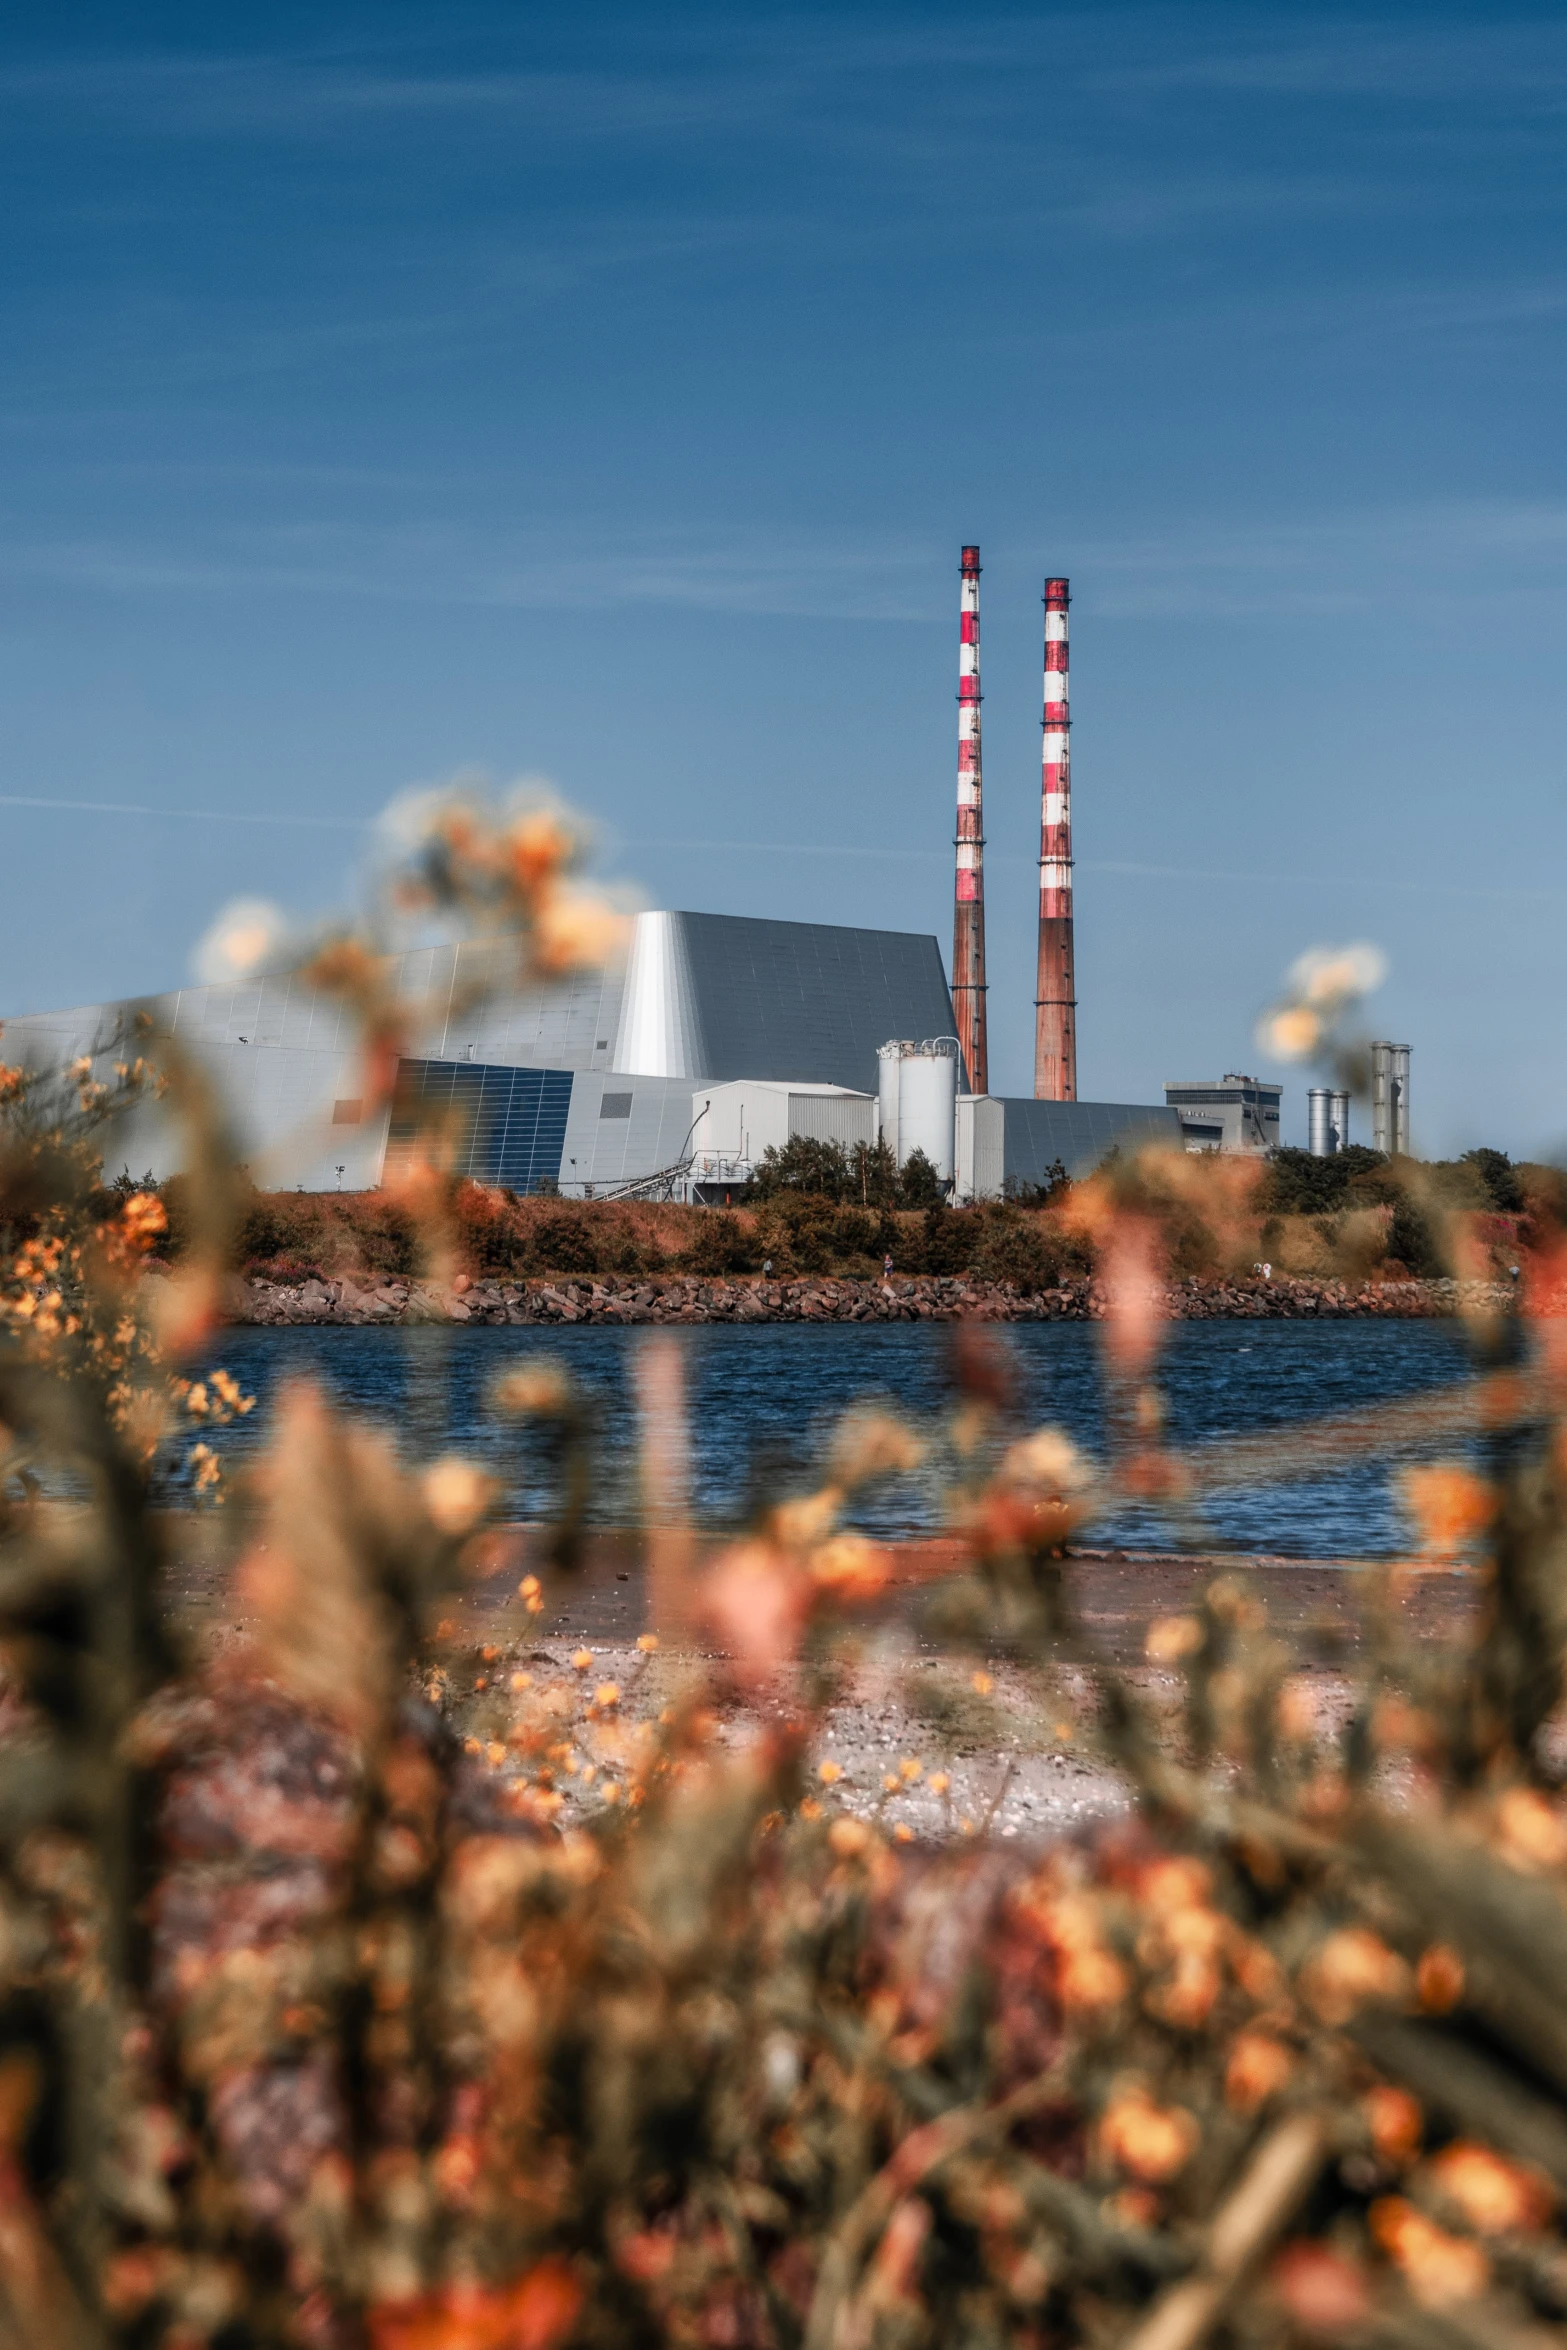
[{"left": 186, "top": 1319, "right": 1482, "bottom": 1559}]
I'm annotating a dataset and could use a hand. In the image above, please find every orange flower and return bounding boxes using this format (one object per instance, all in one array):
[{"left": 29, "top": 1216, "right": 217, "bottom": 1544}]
[
  {"left": 1415, "top": 1944, "right": 1464, "bottom": 2014},
  {"left": 1494, "top": 1786, "right": 1567, "bottom": 1874},
  {"left": 117, "top": 1192, "right": 167, "bottom": 1252},
  {"left": 532, "top": 894, "right": 627, "bottom": 976},
  {"left": 1145, "top": 1614, "right": 1203, "bottom": 1665},
  {"left": 369, "top": 2262, "right": 583, "bottom": 2350},
  {"left": 1369, "top": 2197, "right": 1489, "bottom": 2307},
  {"left": 503, "top": 810, "right": 575, "bottom": 892},
  {"left": 1427, "top": 2142, "right": 1553, "bottom": 2236},
  {"left": 809, "top": 1534, "right": 890, "bottom": 1604},
  {"left": 1225, "top": 2031, "right": 1294, "bottom": 2113},
  {"left": 1060, "top": 1944, "right": 1130, "bottom": 2010},
  {"left": 1138, "top": 1857, "right": 1212, "bottom": 1913},
  {"left": 1099, "top": 2084, "right": 1199, "bottom": 2183},
  {"left": 1269, "top": 2242, "right": 1370, "bottom": 2338},
  {"left": 423, "top": 1458, "right": 495, "bottom": 1537},
  {"left": 1363, "top": 2084, "right": 1422, "bottom": 2168},
  {"left": 1046, "top": 1893, "right": 1130, "bottom": 2013},
  {"left": 1101, "top": 1216, "right": 1164, "bottom": 1382},
  {"left": 1303, "top": 1928, "right": 1410, "bottom": 2024},
  {"left": 702, "top": 1540, "right": 808, "bottom": 1687},
  {"left": 1400, "top": 1463, "right": 1493, "bottom": 1558}
]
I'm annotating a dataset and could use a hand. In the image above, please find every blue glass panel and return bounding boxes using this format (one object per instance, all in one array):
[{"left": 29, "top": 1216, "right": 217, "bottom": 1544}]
[{"left": 389, "top": 1061, "right": 573, "bottom": 1193}]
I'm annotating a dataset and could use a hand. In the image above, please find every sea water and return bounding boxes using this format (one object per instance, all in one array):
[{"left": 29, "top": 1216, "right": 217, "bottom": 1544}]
[{"left": 185, "top": 1318, "right": 1479, "bottom": 1559}]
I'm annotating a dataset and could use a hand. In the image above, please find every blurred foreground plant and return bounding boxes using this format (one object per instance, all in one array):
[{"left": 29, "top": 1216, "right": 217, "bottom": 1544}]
[{"left": 3, "top": 848, "right": 1567, "bottom": 2348}]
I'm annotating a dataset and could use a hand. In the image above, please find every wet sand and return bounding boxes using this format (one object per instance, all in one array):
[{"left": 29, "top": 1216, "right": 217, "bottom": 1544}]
[
  {"left": 166, "top": 1518, "right": 1478, "bottom": 1665},
  {"left": 169, "top": 1522, "right": 1478, "bottom": 1841}
]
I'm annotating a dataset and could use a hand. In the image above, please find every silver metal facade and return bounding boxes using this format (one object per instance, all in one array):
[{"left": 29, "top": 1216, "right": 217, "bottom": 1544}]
[
  {"left": 1165, "top": 1076, "right": 1282, "bottom": 1156},
  {"left": 956, "top": 1096, "right": 1186, "bottom": 1196},
  {"left": 2, "top": 909, "right": 958, "bottom": 1193},
  {"left": 1370, "top": 1042, "right": 1411, "bottom": 1156},
  {"left": 998, "top": 1098, "right": 1183, "bottom": 1188},
  {"left": 623, "top": 912, "right": 957, "bottom": 1095}
]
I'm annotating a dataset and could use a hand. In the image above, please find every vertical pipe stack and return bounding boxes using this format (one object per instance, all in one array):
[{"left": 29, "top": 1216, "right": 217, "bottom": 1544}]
[
  {"left": 1391, "top": 1046, "right": 1410, "bottom": 1156},
  {"left": 1308, "top": 1089, "right": 1333, "bottom": 1158},
  {"left": 1371, "top": 1044, "right": 1410, "bottom": 1154},
  {"left": 952, "top": 545, "right": 987, "bottom": 1095},
  {"left": 1034, "top": 576, "right": 1077, "bottom": 1099},
  {"left": 1371, "top": 1043, "right": 1390, "bottom": 1153}
]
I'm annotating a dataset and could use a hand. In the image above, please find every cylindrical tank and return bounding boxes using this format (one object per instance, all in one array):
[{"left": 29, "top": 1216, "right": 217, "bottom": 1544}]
[
  {"left": 1331, "top": 1090, "right": 1350, "bottom": 1153},
  {"left": 1370, "top": 1041, "right": 1392, "bottom": 1153},
  {"left": 1308, "top": 1089, "right": 1333, "bottom": 1158},
  {"left": 896, "top": 1040, "right": 959, "bottom": 1187},
  {"left": 1390, "top": 1046, "right": 1410, "bottom": 1156},
  {"left": 877, "top": 1042, "right": 906, "bottom": 1159}
]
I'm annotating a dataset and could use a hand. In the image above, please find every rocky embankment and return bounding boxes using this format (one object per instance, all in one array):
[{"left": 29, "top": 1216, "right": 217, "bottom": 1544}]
[{"left": 229, "top": 1270, "right": 1515, "bottom": 1327}]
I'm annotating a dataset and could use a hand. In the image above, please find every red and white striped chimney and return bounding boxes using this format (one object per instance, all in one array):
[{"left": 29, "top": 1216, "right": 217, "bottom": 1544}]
[
  {"left": 952, "top": 543, "right": 987, "bottom": 1094},
  {"left": 1033, "top": 575, "right": 1077, "bottom": 1100}
]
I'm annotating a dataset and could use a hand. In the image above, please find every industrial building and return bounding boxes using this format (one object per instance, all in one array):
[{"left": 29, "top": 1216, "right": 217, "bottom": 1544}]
[
  {"left": 3, "top": 900, "right": 1180, "bottom": 1199},
  {"left": 959, "top": 1097, "right": 1182, "bottom": 1193},
  {"left": 3, "top": 910, "right": 957, "bottom": 1196},
  {"left": 1165, "top": 1075, "right": 1282, "bottom": 1156},
  {"left": 2, "top": 546, "right": 1210, "bottom": 1201}
]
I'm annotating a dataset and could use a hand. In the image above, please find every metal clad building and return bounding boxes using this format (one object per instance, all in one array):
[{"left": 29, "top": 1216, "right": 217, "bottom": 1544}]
[
  {"left": 617, "top": 912, "right": 958, "bottom": 1095},
  {"left": 1164, "top": 1076, "right": 1282, "bottom": 1156},
  {"left": 2, "top": 910, "right": 959, "bottom": 1196},
  {"left": 957, "top": 1096, "right": 1183, "bottom": 1197}
]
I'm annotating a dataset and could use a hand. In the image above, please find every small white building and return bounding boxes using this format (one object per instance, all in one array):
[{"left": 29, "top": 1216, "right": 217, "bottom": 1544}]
[{"left": 687, "top": 1080, "right": 876, "bottom": 1199}]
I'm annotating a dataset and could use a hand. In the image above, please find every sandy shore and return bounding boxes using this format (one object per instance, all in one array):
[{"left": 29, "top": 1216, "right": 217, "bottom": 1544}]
[{"left": 172, "top": 1523, "right": 1476, "bottom": 1841}]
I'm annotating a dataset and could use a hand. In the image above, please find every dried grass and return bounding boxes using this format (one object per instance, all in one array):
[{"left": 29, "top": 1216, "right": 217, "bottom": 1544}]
[{"left": 0, "top": 803, "right": 1564, "bottom": 2346}]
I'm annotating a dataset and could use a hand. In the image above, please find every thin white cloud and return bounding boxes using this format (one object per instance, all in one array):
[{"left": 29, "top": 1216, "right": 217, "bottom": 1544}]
[
  {"left": 1081, "top": 13, "right": 1567, "bottom": 103},
  {"left": 10, "top": 497, "right": 1567, "bottom": 625},
  {"left": 0, "top": 521, "right": 941, "bottom": 622}
]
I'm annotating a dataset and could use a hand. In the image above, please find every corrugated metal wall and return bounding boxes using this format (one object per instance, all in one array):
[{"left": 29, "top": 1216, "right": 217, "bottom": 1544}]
[{"left": 787, "top": 1092, "right": 877, "bottom": 1150}]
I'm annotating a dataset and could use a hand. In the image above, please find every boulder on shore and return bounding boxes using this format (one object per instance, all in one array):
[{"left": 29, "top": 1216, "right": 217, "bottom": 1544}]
[{"left": 228, "top": 1269, "right": 1508, "bottom": 1330}]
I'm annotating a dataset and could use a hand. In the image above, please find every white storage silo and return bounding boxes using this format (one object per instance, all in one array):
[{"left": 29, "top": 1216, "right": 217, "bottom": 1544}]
[
  {"left": 878, "top": 1038, "right": 958, "bottom": 1189},
  {"left": 877, "top": 1042, "right": 906, "bottom": 1160}
]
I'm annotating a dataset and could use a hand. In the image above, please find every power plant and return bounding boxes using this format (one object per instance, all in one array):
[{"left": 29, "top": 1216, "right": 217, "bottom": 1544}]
[{"left": 13, "top": 542, "right": 1390, "bottom": 1197}]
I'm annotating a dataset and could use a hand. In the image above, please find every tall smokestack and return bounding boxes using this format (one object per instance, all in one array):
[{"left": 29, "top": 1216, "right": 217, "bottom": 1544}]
[
  {"left": 1033, "top": 575, "right": 1077, "bottom": 1099},
  {"left": 952, "top": 544, "right": 987, "bottom": 1094}
]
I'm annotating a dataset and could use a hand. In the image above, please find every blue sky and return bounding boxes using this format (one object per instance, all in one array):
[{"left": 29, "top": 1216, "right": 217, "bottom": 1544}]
[{"left": 2, "top": 1, "right": 1566, "bottom": 1153}]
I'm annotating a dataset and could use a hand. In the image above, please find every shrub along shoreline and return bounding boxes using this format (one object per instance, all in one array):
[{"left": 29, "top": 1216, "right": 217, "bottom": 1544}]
[{"left": 150, "top": 1165, "right": 1541, "bottom": 1296}]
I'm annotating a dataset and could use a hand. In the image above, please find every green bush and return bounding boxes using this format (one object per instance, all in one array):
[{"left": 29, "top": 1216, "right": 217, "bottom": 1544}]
[
  {"left": 848, "top": 1136, "right": 899, "bottom": 1206},
  {"left": 830, "top": 1205, "right": 877, "bottom": 1262},
  {"left": 1261, "top": 1144, "right": 1385, "bottom": 1215},
  {"left": 532, "top": 1211, "right": 600, "bottom": 1274},
  {"left": 898, "top": 1145, "right": 945, "bottom": 1208},
  {"left": 681, "top": 1211, "right": 754, "bottom": 1276},
  {"left": 454, "top": 1184, "right": 529, "bottom": 1274},
  {"left": 751, "top": 1135, "right": 851, "bottom": 1200},
  {"left": 919, "top": 1202, "right": 977, "bottom": 1275},
  {"left": 972, "top": 1213, "right": 1060, "bottom": 1291}
]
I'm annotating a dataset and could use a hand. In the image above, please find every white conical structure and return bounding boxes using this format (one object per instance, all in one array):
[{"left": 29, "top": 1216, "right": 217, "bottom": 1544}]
[{"left": 610, "top": 912, "right": 707, "bottom": 1077}]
